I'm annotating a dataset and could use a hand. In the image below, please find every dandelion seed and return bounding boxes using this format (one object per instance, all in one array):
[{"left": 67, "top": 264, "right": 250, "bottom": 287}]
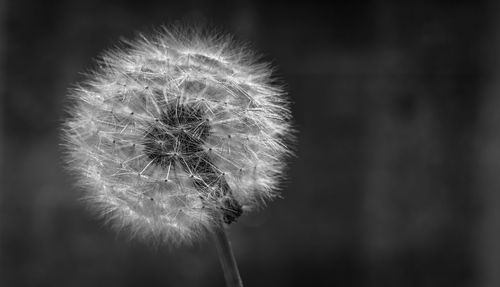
[{"left": 62, "top": 26, "right": 293, "bottom": 246}]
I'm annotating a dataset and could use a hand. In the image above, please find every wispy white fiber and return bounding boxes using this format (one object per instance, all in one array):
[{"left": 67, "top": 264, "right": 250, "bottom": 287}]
[{"left": 62, "top": 26, "right": 293, "bottom": 244}]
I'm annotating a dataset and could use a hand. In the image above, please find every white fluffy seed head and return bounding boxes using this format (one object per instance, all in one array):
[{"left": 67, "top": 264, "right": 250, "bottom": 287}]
[{"left": 62, "top": 26, "right": 293, "bottom": 245}]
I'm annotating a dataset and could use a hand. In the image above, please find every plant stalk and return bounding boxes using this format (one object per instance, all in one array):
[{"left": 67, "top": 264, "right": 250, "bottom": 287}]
[{"left": 212, "top": 223, "right": 244, "bottom": 287}]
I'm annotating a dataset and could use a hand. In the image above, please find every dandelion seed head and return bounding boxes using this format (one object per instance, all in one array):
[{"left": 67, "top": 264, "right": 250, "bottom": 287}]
[{"left": 62, "top": 26, "right": 293, "bottom": 244}]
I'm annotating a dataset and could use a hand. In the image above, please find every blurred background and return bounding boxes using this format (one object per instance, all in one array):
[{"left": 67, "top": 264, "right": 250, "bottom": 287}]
[{"left": 2, "top": 0, "right": 500, "bottom": 286}]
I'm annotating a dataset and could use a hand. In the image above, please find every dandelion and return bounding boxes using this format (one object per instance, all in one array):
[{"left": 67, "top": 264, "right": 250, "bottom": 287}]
[{"left": 62, "top": 26, "right": 292, "bottom": 286}]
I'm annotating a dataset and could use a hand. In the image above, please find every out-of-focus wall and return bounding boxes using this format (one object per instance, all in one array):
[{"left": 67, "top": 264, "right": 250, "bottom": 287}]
[{"left": 1, "top": 1, "right": 497, "bottom": 286}]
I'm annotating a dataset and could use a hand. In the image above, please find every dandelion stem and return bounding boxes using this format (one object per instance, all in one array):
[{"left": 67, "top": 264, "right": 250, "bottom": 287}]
[{"left": 212, "top": 223, "right": 244, "bottom": 287}]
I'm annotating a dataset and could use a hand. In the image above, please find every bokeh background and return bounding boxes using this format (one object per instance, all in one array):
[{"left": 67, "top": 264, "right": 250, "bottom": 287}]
[{"left": 2, "top": 0, "right": 500, "bottom": 286}]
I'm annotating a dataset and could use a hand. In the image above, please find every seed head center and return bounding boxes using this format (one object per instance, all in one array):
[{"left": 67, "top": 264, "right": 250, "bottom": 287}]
[
  {"left": 143, "top": 102, "right": 243, "bottom": 223},
  {"left": 144, "top": 103, "right": 209, "bottom": 166}
]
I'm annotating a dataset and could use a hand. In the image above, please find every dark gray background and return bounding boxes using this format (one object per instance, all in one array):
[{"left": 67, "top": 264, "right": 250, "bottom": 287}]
[{"left": 2, "top": 0, "right": 500, "bottom": 286}]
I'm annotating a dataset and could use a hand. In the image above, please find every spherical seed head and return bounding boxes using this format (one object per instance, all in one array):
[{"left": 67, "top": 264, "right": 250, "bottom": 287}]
[{"left": 62, "top": 27, "right": 293, "bottom": 244}]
